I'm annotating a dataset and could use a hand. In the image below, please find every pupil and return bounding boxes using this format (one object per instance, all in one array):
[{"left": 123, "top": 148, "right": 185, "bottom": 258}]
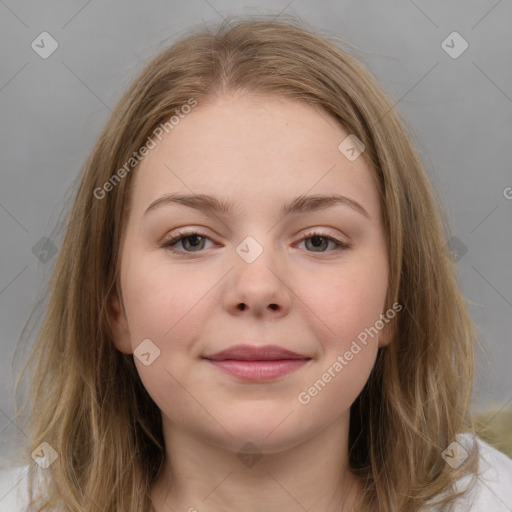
[
  {"left": 184, "top": 235, "right": 203, "bottom": 250},
  {"left": 310, "top": 236, "right": 327, "bottom": 251}
]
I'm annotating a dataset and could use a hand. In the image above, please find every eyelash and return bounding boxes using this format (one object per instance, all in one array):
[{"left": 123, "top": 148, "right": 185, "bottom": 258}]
[{"left": 161, "top": 229, "right": 351, "bottom": 254}]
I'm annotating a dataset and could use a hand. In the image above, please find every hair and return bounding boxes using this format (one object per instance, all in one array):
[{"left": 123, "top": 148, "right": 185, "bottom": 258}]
[{"left": 12, "top": 13, "right": 483, "bottom": 512}]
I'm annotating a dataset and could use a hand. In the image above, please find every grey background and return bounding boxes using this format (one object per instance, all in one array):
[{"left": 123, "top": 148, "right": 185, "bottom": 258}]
[{"left": 1, "top": 0, "right": 511, "bottom": 462}]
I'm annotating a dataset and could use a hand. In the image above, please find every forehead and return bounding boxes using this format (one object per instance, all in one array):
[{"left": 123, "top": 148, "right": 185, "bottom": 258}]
[{"left": 130, "top": 94, "right": 381, "bottom": 222}]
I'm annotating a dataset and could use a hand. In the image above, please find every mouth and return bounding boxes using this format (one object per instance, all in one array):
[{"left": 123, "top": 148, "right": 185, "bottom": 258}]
[{"left": 202, "top": 344, "right": 312, "bottom": 381}]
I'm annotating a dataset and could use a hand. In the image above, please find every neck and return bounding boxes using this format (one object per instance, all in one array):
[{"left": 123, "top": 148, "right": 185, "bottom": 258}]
[{"left": 150, "top": 413, "right": 362, "bottom": 512}]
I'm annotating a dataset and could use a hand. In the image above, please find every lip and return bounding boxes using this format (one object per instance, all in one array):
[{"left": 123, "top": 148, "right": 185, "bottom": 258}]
[
  {"left": 202, "top": 344, "right": 311, "bottom": 381},
  {"left": 203, "top": 344, "right": 309, "bottom": 361}
]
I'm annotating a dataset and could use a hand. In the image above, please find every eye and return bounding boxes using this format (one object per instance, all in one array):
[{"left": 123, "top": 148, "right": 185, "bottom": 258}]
[
  {"left": 296, "top": 230, "right": 351, "bottom": 253},
  {"left": 161, "top": 230, "right": 215, "bottom": 253},
  {"left": 161, "top": 229, "right": 351, "bottom": 254}
]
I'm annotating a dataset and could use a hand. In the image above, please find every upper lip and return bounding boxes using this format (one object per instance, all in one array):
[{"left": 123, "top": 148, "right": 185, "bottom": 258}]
[{"left": 203, "top": 345, "right": 310, "bottom": 361}]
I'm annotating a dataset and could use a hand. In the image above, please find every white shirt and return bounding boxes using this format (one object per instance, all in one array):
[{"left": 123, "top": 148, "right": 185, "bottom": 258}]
[{"left": 1, "top": 434, "right": 511, "bottom": 511}]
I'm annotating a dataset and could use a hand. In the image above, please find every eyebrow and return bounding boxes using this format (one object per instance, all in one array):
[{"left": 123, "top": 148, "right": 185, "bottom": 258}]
[{"left": 143, "top": 192, "right": 370, "bottom": 220}]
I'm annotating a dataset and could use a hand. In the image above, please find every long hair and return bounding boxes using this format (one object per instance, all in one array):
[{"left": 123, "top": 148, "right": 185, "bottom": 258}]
[{"left": 13, "top": 14, "right": 481, "bottom": 511}]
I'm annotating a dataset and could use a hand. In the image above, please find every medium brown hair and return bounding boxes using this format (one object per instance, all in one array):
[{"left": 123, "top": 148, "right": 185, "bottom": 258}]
[{"left": 13, "top": 14, "right": 481, "bottom": 511}]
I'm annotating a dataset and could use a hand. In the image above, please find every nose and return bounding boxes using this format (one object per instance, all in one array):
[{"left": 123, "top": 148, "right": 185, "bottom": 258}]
[{"left": 223, "top": 241, "right": 292, "bottom": 318}]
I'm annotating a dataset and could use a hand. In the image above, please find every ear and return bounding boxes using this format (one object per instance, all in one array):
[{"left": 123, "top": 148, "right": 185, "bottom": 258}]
[
  {"left": 377, "top": 322, "right": 393, "bottom": 348},
  {"left": 108, "top": 292, "right": 133, "bottom": 354}
]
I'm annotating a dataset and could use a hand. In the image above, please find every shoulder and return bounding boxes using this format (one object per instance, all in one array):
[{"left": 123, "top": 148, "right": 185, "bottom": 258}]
[
  {"left": 0, "top": 464, "right": 30, "bottom": 511},
  {"left": 468, "top": 433, "right": 512, "bottom": 510},
  {"left": 428, "top": 432, "right": 512, "bottom": 511}
]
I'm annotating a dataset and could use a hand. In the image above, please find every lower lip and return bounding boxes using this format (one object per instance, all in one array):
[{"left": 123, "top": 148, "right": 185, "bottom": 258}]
[{"left": 205, "top": 359, "right": 310, "bottom": 381}]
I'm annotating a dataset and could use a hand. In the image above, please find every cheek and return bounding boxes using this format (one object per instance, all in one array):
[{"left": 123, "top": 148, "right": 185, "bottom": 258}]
[
  {"left": 295, "top": 271, "right": 385, "bottom": 415},
  {"left": 122, "top": 256, "right": 213, "bottom": 424},
  {"left": 299, "top": 258, "right": 388, "bottom": 349},
  {"left": 122, "top": 253, "right": 215, "bottom": 348},
  {"left": 292, "top": 254, "right": 387, "bottom": 406}
]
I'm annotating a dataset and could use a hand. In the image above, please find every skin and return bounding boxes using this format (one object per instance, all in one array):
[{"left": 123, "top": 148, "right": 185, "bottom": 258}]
[{"left": 109, "top": 92, "right": 390, "bottom": 512}]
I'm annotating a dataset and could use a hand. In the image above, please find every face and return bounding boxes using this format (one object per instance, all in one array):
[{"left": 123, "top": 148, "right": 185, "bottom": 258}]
[{"left": 109, "top": 93, "right": 390, "bottom": 454}]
